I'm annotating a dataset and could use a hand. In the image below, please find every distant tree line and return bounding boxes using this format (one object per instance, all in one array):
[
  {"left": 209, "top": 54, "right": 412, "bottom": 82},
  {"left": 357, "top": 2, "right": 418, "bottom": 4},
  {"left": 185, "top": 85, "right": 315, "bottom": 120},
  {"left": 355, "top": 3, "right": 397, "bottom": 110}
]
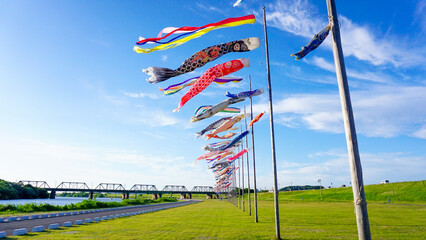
[
  {"left": 58, "top": 192, "right": 121, "bottom": 198},
  {"left": 0, "top": 179, "right": 49, "bottom": 200},
  {"left": 280, "top": 185, "right": 324, "bottom": 192},
  {"left": 235, "top": 188, "right": 256, "bottom": 193}
]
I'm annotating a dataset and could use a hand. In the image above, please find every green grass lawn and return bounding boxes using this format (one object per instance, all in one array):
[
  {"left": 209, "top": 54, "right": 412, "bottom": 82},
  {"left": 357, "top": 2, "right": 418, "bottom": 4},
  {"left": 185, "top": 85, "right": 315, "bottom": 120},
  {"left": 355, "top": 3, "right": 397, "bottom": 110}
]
[
  {"left": 258, "top": 181, "right": 426, "bottom": 204},
  {"left": 7, "top": 181, "right": 426, "bottom": 239},
  {"left": 13, "top": 199, "right": 425, "bottom": 240}
]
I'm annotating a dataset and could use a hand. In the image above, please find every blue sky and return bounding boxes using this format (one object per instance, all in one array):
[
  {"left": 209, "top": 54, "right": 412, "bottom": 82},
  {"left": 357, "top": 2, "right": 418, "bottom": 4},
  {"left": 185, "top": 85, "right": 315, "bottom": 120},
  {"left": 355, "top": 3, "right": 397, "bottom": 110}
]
[{"left": 0, "top": 0, "right": 425, "bottom": 190}]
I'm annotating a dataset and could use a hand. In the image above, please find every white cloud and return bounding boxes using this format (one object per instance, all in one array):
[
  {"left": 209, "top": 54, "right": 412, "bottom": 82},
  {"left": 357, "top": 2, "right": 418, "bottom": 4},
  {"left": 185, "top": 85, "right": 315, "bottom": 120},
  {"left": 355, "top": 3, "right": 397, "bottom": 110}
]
[
  {"left": 161, "top": 55, "right": 168, "bottom": 62},
  {"left": 412, "top": 124, "right": 426, "bottom": 139},
  {"left": 194, "top": 2, "right": 227, "bottom": 16},
  {"left": 265, "top": 0, "right": 321, "bottom": 38},
  {"left": 414, "top": 0, "right": 426, "bottom": 32},
  {"left": 123, "top": 91, "right": 159, "bottom": 99},
  {"left": 128, "top": 109, "right": 181, "bottom": 127},
  {"left": 265, "top": 0, "right": 426, "bottom": 68},
  {"left": 275, "top": 149, "right": 426, "bottom": 187},
  {"left": 0, "top": 138, "right": 214, "bottom": 189},
  {"left": 309, "top": 57, "right": 389, "bottom": 83},
  {"left": 253, "top": 86, "right": 426, "bottom": 138}
]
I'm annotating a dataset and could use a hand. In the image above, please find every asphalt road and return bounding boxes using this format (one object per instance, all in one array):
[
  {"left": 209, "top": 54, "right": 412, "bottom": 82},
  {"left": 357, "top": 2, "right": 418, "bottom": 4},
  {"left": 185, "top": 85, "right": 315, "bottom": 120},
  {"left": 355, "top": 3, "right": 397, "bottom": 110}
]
[{"left": 0, "top": 200, "right": 199, "bottom": 236}]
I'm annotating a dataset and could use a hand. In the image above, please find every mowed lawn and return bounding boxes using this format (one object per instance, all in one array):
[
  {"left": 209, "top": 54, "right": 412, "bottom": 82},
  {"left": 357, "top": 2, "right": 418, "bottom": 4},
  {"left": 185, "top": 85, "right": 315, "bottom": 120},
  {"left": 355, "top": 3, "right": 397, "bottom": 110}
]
[{"left": 13, "top": 199, "right": 425, "bottom": 239}]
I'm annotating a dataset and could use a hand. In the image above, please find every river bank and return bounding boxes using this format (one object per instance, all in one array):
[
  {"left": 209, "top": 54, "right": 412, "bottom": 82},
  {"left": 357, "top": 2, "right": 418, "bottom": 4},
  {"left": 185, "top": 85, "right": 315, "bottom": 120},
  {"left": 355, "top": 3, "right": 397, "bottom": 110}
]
[{"left": 0, "top": 197, "right": 177, "bottom": 216}]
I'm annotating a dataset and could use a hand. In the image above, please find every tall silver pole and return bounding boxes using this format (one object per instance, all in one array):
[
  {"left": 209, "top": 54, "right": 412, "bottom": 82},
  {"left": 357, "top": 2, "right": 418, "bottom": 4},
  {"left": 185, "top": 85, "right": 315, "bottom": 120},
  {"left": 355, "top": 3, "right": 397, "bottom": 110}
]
[
  {"left": 233, "top": 161, "right": 237, "bottom": 206},
  {"left": 326, "top": 0, "right": 371, "bottom": 239},
  {"left": 244, "top": 106, "right": 252, "bottom": 215},
  {"left": 249, "top": 76, "right": 259, "bottom": 223},
  {"left": 238, "top": 150, "right": 241, "bottom": 209},
  {"left": 263, "top": 6, "right": 280, "bottom": 239},
  {"left": 240, "top": 127, "right": 245, "bottom": 212}
]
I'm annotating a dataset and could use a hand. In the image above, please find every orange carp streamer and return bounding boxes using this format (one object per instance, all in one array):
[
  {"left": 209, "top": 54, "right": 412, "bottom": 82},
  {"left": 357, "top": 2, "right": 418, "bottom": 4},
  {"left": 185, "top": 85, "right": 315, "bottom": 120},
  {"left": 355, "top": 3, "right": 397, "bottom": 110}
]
[{"left": 249, "top": 111, "right": 265, "bottom": 128}]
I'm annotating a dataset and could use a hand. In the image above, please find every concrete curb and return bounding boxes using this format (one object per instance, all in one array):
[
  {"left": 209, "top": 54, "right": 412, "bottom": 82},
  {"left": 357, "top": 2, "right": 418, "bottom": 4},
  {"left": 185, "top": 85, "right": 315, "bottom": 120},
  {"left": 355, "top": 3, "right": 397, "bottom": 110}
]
[
  {"left": 7, "top": 216, "right": 17, "bottom": 222},
  {"left": 12, "top": 228, "right": 28, "bottom": 236},
  {"left": 48, "top": 223, "right": 60, "bottom": 230},
  {"left": 62, "top": 221, "right": 72, "bottom": 227},
  {"left": 31, "top": 225, "right": 45, "bottom": 232}
]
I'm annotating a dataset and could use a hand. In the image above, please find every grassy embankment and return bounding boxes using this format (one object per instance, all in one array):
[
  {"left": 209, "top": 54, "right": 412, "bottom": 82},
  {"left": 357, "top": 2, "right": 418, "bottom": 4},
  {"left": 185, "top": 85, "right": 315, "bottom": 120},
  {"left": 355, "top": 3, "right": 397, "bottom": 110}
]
[
  {"left": 10, "top": 181, "right": 425, "bottom": 239},
  {"left": 258, "top": 180, "right": 425, "bottom": 204}
]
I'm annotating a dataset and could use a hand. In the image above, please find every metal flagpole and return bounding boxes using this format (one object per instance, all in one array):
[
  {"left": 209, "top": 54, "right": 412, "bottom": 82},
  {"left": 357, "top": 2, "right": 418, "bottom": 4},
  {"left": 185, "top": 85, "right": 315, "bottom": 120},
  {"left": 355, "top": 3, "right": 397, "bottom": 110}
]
[
  {"left": 240, "top": 126, "right": 245, "bottom": 212},
  {"left": 244, "top": 106, "right": 252, "bottom": 215},
  {"left": 238, "top": 145, "right": 241, "bottom": 209},
  {"left": 326, "top": 0, "right": 371, "bottom": 239},
  {"left": 249, "top": 75, "right": 259, "bottom": 222},
  {"left": 263, "top": 6, "right": 280, "bottom": 239},
  {"left": 233, "top": 161, "right": 237, "bottom": 206}
]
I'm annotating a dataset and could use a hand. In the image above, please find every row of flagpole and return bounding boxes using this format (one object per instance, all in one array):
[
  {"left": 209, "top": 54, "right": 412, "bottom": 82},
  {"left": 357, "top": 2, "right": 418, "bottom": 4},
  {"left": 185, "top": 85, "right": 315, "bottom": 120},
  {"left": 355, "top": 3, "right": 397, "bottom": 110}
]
[
  {"left": 235, "top": 3, "right": 371, "bottom": 239},
  {"left": 258, "top": 1, "right": 371, "bottom": 239},
  {"left": 134, "top": 1, "right": 371, "bottom": 238}
]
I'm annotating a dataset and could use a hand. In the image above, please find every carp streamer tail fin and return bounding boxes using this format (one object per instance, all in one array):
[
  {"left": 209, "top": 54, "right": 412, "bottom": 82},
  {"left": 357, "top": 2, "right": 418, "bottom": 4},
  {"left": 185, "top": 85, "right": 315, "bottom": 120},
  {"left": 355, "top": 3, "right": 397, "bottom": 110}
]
[
  {"left": 143, "top": 67, "right": 180, "bottom": 84},
  {"left": 225, "top": 91, "right": 235, "bottom": 98},
  {"left": 174, "top": 93, "right": 192, "bottom": 112}
]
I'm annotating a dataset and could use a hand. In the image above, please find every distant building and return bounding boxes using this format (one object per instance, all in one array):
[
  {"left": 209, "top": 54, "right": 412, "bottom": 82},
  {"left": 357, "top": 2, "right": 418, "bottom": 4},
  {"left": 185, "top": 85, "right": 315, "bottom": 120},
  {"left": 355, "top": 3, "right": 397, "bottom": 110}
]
[
  {"left": 341, "top": 185, "right": 346, "bottom": 187},
  {"left": 381, "top": 180, "right": 390, "bottom": 184}
]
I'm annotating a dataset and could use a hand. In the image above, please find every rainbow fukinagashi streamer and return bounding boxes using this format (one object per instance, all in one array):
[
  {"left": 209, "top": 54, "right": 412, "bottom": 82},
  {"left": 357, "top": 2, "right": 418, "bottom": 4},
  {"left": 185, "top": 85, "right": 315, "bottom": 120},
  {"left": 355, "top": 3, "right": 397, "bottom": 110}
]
[
  {"left": 174, "top": 58, "right": 250, "bottom": 112},
  {"left": 134, "top": 15, "right": 256, "bottom": 54},
  {"left": 159, "top": 77, "right": 243, "bottom": 96}
]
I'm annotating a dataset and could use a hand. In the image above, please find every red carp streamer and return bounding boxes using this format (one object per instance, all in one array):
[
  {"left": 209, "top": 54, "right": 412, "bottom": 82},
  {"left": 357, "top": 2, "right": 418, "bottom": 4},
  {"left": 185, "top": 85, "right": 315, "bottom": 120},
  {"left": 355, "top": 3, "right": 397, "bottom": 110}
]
[{"left": 174, "top": 58, "right": 249, "bottom": 112}]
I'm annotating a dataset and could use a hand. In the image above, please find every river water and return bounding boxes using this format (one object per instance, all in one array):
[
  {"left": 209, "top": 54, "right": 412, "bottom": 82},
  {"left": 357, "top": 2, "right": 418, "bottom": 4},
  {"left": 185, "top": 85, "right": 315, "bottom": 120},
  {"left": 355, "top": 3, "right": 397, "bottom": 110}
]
[{"left": 0, "top": 197, "right": 122, "bottom": 206}]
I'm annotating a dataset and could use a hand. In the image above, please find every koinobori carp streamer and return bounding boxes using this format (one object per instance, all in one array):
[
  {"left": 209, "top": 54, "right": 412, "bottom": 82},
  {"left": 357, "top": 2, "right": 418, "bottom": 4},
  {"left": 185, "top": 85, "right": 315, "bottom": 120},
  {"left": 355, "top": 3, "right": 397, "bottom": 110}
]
[
  {"left": 134, "top": 15, "right": 256, "bottom": 54},
  {"left": 249, "top": 111, "right": 265, "bottom": 129},
  {"left": 143, "top": 37, "right": 259, "bottom": 83},
  {"left": 291, "top": 25, "right": 330, "bottom": 60},
  {"left": 225, "top": 88, "right": 264, "bottom": 99},
  {"left": 205, "top": 114, "right": 249, "bottom": 139},
  {"left": 195, "top": 117, "right": 230, "bottom": 138},
  {"left": 174, "top": 58, "right": 249, "bottom": 112},
  {"left": 190, "top": 97, "right": 245, "bottom": 123}
]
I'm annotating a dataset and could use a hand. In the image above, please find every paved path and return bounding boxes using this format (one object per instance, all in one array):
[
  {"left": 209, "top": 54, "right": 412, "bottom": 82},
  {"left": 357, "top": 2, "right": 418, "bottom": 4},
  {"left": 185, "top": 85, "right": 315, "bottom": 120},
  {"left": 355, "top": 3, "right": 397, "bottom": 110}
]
[{"left": 0, "top": 200, "right": 199, "bottom": 237}]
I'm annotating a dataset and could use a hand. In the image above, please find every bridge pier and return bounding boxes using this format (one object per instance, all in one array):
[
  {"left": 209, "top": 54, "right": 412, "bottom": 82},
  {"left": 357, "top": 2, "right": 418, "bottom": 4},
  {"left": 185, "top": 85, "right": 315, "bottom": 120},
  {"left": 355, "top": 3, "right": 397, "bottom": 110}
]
[
  {"left": 88, "top": 191, "right": 94, "bottom": 200},
  {"left": 206, "top": 194, "right": 212, "bottom": 199},
  {"left": 49, "top": 190, "right": 56, "bottom": 199},
  {"left": 122, "top": 192, "right": 130, "bottom": 199},
  {"left": 180, "top": 194, "right": 186, "bottom": 199},
  {"left": 186, "top": 193, "right": 192, "bottom": 199},
  {"left": 152, "top": 193, "right": 162, "bottom": 200}
]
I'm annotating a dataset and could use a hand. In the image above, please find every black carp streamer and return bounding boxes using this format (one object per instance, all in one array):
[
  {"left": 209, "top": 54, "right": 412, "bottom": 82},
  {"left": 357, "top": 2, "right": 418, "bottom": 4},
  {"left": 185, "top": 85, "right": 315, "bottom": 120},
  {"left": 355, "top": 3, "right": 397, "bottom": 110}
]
[{"left": 143, "top": 37, "right": 260, "bottom": 83}]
